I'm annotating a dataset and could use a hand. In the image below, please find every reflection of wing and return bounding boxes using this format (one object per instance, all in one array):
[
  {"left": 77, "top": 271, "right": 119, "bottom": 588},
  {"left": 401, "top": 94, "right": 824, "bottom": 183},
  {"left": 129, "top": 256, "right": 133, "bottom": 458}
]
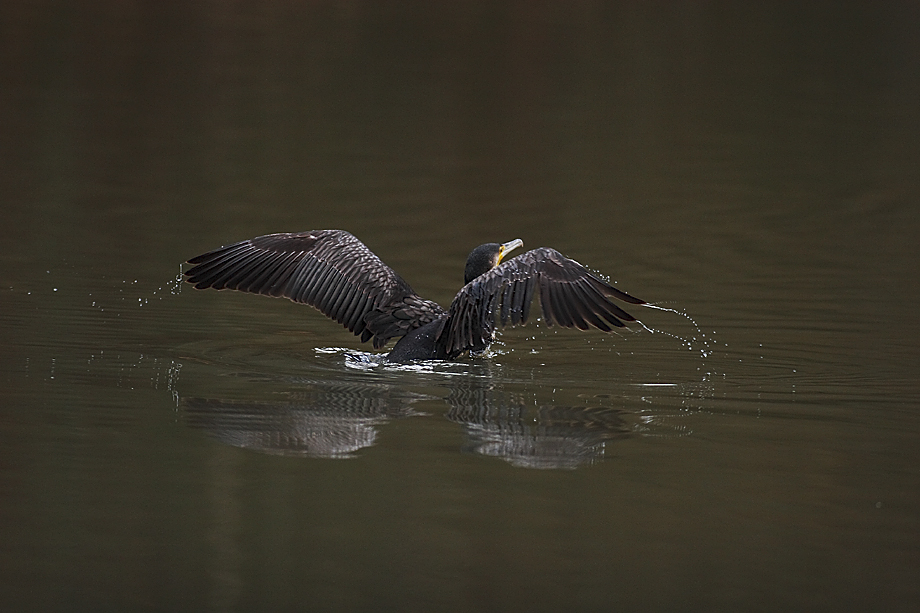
[
  {"left": 184, "top": 230, "right": 444, "bottom": 348},
  {"left": 447, "top": 387, "right": 630, "bottom": 469},
  {"left": 439, "top": 247, "right": 644, "bottom": 357},
  {"left": 183, "top": 392, "right": 416, "bottom": 458}
]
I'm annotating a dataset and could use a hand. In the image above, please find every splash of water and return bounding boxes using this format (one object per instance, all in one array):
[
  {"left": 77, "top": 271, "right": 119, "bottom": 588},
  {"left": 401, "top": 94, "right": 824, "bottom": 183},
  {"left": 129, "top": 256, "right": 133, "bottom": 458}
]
[{"left": 636, "top": 302, "right": 717, "bottom": 359}]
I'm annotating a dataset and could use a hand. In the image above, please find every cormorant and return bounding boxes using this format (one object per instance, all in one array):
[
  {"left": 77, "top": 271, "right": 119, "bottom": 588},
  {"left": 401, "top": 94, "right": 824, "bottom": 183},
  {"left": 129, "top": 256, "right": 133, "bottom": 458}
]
[{"left": 184, "top": 230, "right": 645, "bottom": 362}]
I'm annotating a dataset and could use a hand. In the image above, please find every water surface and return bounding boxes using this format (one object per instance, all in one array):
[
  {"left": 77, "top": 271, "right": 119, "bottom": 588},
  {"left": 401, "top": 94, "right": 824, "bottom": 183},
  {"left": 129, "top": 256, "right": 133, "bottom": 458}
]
[{"left": 2, "top": 2, "right": 919, "bottom": 611}]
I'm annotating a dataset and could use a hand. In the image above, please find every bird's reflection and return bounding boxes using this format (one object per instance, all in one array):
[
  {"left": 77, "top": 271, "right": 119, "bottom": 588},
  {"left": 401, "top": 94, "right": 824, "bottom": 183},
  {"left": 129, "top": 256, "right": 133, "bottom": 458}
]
[
  {"left": 182, "top": 375, "right": 631, "bottom": 468},
  {"left": 446, "top": 385, "right": 630, "bottom": 469},
  {"left": 183, "top": 384, "right": 424, "bottom": 458}
]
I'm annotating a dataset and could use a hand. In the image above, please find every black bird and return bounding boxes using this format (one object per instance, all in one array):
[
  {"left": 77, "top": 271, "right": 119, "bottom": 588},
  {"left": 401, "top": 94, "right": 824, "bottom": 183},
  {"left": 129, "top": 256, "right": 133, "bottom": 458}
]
[{"left": 184, "top": 230, "right": 645, "bottom": 362}]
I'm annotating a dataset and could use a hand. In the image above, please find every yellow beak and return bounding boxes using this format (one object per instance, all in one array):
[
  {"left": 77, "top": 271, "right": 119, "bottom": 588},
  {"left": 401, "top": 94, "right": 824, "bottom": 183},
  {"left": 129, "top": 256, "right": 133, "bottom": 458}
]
[{"left": 497, "top": 238, "right": 524, "bottom": 264}]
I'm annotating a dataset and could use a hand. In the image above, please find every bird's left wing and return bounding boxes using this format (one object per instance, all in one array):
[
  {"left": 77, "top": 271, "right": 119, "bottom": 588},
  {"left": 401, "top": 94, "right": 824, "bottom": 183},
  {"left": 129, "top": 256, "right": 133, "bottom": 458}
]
[
  {"left": 437, "top": 247, "right": 644, "bottom": 358},
  {"left": 184, "top": 230, "right": 444, "bottom": 348}
]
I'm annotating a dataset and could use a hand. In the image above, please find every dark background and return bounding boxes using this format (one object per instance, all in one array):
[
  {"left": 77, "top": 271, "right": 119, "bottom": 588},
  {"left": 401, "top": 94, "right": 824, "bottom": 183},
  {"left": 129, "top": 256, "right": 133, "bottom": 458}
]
[{"left": 2, "top": 2, "right": 919, "bottom": 611}]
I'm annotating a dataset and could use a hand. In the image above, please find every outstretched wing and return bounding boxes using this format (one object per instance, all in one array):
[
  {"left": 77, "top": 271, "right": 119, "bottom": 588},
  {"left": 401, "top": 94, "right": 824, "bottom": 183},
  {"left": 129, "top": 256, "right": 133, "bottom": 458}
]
[
  {"left": 438, "top": 247, "right": 644, "bottom": 358},
  {"left": 184, "top": 230, "right": 444, "bottom": 348}
]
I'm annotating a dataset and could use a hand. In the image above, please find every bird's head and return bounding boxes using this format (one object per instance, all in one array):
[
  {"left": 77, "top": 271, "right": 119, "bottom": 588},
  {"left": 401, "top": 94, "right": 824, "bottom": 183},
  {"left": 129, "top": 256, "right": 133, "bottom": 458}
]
[{"left": 464, "top": 239, "right": 523, "bottom": 284}]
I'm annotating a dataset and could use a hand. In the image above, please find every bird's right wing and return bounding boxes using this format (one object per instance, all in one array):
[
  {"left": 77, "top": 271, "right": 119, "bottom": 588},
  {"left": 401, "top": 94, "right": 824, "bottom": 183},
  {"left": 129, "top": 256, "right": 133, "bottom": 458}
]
[
  {"left": 184, "top": 230, "right": 444, "bottom": 348},
  {"left": 438, "top": 247, "right": 644, "bottom": 358}
]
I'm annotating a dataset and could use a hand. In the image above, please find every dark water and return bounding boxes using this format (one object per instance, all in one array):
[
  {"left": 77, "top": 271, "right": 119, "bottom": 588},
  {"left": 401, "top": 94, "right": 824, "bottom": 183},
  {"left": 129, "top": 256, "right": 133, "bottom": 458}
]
[{"left": 3, "top": 2, "right": 919, "bottom": 611}]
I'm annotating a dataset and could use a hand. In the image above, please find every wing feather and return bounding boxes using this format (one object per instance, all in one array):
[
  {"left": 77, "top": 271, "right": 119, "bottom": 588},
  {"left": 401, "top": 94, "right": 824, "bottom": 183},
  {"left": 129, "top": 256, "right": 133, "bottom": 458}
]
[
  {"left": 499, "top": 282, "right": 512, "bottom": 326},
  {"left": 438, "top": 247, "right": 644, "bottom": 358},
  {"left": 262, "top": 252, "right": 303, "bottom": 296},
  {"left": 184, "top": 230, "right": 445, "bottom": 346},
  {"left": 548, "top": 282, "right": 577, "bottom": 328},
  {"left": 568, "top": 285, "right": 614, "bottom": 332},
  {"left": 538, "top": 277, "right": 555, "bottom": 327},
  {"left": 192, "top": 247, "right": 256, "bottom": 289},
  {"left": 341, "top": 291, "right": 366, "bottom": 331},
  {"left": 238, "top": 251, "right": 288, "bottom": 293},
  {"left": 520, "top": 276, "right": 536, "bottom": 324}
]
